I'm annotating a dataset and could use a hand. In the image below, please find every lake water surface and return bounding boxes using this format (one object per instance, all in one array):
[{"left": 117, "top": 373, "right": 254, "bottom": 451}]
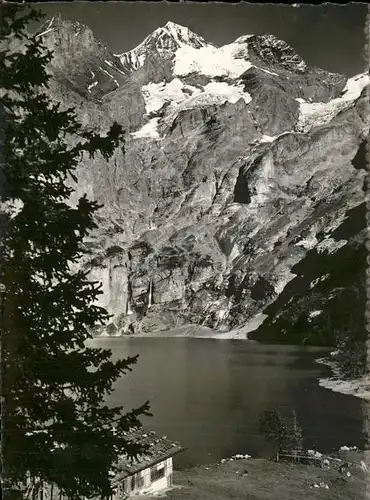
[{"left": 90, "top": 337, "right": 365, "bottom": 469}]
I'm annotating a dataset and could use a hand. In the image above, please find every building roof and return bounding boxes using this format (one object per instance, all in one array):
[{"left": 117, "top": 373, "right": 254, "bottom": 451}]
[{"left": 112, "top": 427, "right": 185, "bottom": 482}]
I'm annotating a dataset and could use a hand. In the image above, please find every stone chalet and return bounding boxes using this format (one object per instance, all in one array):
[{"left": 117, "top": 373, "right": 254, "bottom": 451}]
[{"left": 111, "top": 428, "right": 184, "bottom": 499}]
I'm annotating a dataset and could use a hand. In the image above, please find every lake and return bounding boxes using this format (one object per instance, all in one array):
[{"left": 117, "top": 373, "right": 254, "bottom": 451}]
[{"left": 90, "top": 337, "right": 365, "bottom": 469}]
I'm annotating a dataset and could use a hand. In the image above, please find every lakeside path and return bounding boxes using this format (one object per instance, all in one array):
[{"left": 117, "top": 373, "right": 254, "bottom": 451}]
[{"left": 130, "top": 451, "right": 369, "bottom": 500}]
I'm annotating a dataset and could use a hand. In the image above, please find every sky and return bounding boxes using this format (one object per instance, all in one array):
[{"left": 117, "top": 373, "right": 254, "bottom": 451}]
[{"left": 32, "top": 2, "right": 368, "bottom": 77}]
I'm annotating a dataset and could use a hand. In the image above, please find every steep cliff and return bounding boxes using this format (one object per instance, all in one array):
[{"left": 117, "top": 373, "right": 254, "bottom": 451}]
[{"left": 35, "top": 18, "right": 369, "bottom": 341}]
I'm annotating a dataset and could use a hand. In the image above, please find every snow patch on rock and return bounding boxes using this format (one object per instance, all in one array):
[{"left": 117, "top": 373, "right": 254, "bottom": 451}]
[
  {"left": 104, "top": 59, "right": 128, "bottom": 77},
  {"left": 309, "top": 310, "right": 322, "bottom": 318},
  {"left": 87, "top": 70, "right": 98, "bottom": 92},
  {"left": 36, "top": 27, "right": 55, "bottom": 38},
  {"left": 257, "top": 67, "right": 279, "bottom": 77},
  {"left": 259, "top": 130, "right": 294, "bottom": 144},
  {"left": 296, "top": 73, "right": 369, "bottom": 133},
  {"left": 99, "top": 66, "right": 119, "bottom": 87},
  {"left": 260, "top": 134, "right": 277, "bottom": 143},
  {"left": 309, "top": 273, "right": 330, "bottom": 289},
  {"left": 294, "top": 233, "right": 318, "bottom": 250},
  {"left": 35, "top": 17, "right": 56, "bottom": 38},
  {"left": 87, "top": 81, "right": 98, "bottom": 92},
  {"left": 131, "top": 118, "right": 162, "bottom": 140},
  {"left": 317, "top": 238, "right": 347, "bottom": 254}
]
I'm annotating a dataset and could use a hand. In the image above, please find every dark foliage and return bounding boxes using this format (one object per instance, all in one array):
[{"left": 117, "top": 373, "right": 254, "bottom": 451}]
[
  {"left": 0, "top": 6, "right": 151, "bottom": 499},
  {"left": 259, "top": 408, "right": 288, "bottom": 453},
  {"left": 259, "top": 408, "right": 303, "bottom": 454}
]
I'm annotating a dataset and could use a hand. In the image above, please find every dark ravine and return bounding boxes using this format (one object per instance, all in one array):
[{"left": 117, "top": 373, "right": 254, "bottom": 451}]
[{"left": 34, "top": 17, "right": 369, "bottom": 378}]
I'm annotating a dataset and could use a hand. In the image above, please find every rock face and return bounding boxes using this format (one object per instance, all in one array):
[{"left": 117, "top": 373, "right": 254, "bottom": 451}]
[{"left": 35, "top": 19, "right": 369, "bottom": 336}]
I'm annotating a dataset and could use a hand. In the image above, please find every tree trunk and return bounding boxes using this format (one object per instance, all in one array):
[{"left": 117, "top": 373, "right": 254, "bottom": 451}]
[{"left": 361, "top": 399, "right": 370, "bottom": 498}]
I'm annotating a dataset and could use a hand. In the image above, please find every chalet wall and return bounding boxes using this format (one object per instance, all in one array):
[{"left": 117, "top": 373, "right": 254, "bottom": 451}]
[{"left": 114, "top": 457, "right": 173, "bottom": 498}]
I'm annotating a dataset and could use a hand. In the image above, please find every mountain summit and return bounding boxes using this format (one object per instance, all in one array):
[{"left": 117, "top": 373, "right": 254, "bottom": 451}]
[
  {"left": 32, "top": 17, "right": 369, "bottom": 349},
  {"left": 116, "top": 21, "right": 211, "bottom": 73}
]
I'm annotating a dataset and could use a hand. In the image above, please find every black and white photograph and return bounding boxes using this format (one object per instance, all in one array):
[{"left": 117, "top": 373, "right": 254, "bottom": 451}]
[{"left": 1, "top": 2, "right": 370, "bottom": 499}]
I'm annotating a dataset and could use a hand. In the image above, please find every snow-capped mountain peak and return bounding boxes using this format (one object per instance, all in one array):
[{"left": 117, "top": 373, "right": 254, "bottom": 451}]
[
  {"left": 162, "top": 21, "right": 208, "bottom": 47},
  {"left": 116, "top": 21, "right": 211, "bottom": 73},
  {"left": 233, "top": 34, "right": 255, "bottom": 44},
  {"left": 144, "top": 21, "right": 210, "bottom": 51}
]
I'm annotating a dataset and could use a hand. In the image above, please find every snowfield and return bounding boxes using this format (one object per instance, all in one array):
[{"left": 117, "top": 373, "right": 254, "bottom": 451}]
[
  {"left": 142, "top": 78, "right": 251, "bottom": 116},
  {"left": 174, "top": 42, "right": 253, "bottom": 78},
  {"left": 142, "top": 79, "right": 200, "bottom": 114},
  {"left": 204, "top": 81, "right": 252, "bottom": 104},
  {"left": 134, "top": 76, "right": 253, "bottom": 138},
  {"left": 164, "top": 82, "right": 251, "bottom": 114},
  {"left": 296, "top": 73, "right": 369, "bottom": 133}
]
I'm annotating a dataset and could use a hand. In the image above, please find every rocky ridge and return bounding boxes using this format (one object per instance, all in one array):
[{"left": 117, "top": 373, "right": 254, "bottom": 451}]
[{"left": 34, "top": 19, "right": 369, "bottom": 339}]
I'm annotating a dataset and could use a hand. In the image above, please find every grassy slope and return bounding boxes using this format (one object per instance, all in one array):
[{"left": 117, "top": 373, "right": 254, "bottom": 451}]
[{"left": 161, "top": 452, "right": 369, "bottom": 500}]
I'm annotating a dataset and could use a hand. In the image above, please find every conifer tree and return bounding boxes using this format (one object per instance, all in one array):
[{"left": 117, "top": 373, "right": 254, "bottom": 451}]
[
  {"left": 259, "top": 408, "right": 288, "bottom": 453},
  {"left": 259, "top": 408, "right": 304, "bottom": 456},
  {"left": 0, "top": 6, "right": 150, "bottom": 499},
  {"left": 288, "top": 409, "right": 303, "bottom": 453}
]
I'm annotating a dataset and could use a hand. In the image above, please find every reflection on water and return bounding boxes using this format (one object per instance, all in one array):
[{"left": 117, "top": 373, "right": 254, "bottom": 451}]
[{"left": 89, "top": 337, "right": 364, "bottom": 468}]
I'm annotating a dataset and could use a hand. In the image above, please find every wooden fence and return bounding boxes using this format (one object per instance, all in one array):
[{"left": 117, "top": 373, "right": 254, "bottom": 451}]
[{"left": 276, "top": 451, "right": 323, "bottom": 467}]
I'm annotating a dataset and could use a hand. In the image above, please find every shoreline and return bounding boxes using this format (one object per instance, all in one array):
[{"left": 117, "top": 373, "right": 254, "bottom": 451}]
[
  {"left": 316, "top": 356, "right": 370, "bottom": 402},
  {"left": 97, "top": 314, "right": 268, "bottom": 340}
]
